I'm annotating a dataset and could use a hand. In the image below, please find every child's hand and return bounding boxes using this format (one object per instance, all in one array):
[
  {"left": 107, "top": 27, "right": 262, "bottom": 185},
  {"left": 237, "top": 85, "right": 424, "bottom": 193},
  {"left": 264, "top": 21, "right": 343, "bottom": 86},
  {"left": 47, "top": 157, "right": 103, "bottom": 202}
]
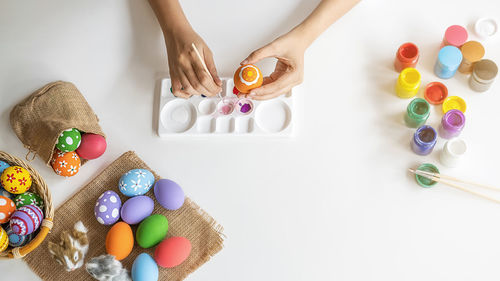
[
  {"left": 239, "top": 33, "right": 306, "bottom": 100},
  {"left": 164, "top": 28, "right": 222, "bottom": 98}
]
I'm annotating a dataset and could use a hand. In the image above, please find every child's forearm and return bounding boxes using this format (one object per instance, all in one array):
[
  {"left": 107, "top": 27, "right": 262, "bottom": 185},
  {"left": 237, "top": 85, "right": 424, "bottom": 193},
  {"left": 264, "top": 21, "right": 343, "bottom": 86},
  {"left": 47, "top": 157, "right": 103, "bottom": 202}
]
[
  {"left": 148, "top": 0, "right": 192, "bottom": 35},
  {"left": 289, "top": 0, "right": 360, "bottom": 49}
]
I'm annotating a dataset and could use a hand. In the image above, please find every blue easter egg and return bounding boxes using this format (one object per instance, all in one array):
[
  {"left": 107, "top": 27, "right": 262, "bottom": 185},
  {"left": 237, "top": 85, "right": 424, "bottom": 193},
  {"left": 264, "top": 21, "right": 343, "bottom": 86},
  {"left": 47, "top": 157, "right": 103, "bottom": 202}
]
[
  {"left": 132, "top": 253, "right": 159, "bottom": 281},
  {"left": 6, "top": 224, "right": 33, "bottom": 247},
  {"left": 0, "top": 161, "right": 10, "bottom": 191},
  {"left": 118, "top": 169, "right": 155, "bottom": 197}
]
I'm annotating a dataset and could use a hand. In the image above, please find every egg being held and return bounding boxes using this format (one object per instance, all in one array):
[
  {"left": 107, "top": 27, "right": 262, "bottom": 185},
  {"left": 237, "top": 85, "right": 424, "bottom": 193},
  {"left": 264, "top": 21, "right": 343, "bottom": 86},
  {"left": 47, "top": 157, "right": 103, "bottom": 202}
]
[
  {"left": 10, "top": 204, "right": 43, "bottom": 235},
  {"left": 1, "top": 166, "right": 32, "bottom": 194},
  {"left": 132, "top": 253, "right": 159, "bottom": 281},
  {"left": 0, "top": 226, "right": 9, "bottom": 253},
  {"left": 105, "top": 222, "right": 134, "bottom": 260},
  {"left": 118, "top": 169, "right": 155, "bottom": 197},
  {"left": 95, "top": 190, "right": 122, "bottom": 225},
  {"left": 121, "top": 196, "right": 154, "bottom": 225},
  {"left": 136, "top": 214, "right": 169, "bottom": 249},
  {"left": 56, "top": 128, "right": 81, "bottom": 152},
  {"left": 154, "top": 179, "right": 185, "bottom": 211},
  {"left": 0, "top": 195, "right": 16, "bottom": 223},
  {"left": 233, "top": 64, "right": 263, "bottom": 94},
  {"left": 154, "top": 236, "right": 191, "bottom": 268},
  {"left": 76, "top": 133, "right": 107, "bottom": 160},
  {"left": 51, "top": 150, "right": 81, "bottom": 177}
]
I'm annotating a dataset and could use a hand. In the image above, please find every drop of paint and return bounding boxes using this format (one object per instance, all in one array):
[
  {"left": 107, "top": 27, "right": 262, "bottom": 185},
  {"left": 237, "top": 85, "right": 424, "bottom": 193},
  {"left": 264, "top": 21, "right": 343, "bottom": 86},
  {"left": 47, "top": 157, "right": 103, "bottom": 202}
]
[{"left": 240, "top": 103, "right": 251, "bottom": 113}]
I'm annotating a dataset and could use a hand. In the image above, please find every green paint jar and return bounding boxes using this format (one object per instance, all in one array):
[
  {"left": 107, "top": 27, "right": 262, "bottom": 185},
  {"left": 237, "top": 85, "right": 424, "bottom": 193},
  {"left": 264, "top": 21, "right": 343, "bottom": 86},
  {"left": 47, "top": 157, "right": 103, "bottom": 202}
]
[{"left": 405, "top": 98, "right": 430, "bottom": 128}]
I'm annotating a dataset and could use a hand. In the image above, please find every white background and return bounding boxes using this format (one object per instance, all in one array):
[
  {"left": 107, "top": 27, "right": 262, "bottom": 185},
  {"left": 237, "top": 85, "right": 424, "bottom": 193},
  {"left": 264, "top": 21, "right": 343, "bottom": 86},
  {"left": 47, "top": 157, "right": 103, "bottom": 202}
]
[{"left": 1, "top": 0, "right": 500, "bottom": 280}]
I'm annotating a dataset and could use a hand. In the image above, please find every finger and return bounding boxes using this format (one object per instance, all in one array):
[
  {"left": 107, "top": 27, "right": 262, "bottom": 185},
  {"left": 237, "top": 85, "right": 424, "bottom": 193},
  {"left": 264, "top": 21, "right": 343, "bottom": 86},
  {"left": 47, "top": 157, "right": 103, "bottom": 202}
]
[
  {"left": 250, "top": 88, "right": 290, "bottom": 100},
  {"left": 171, "top": 74, "right": 191, "bottom": 99},
  {"left": 190, "top": 60, "right": 221, "bottom": 96},
  {"left": 249, "top": 72, "right": 294, "bottom": 97},
  {"left": 178, "top": 71, "right": 198, "bottom": 97},
  {"left": 182, "top": 63, "right": 212, "bottom": 96},
  {"left": 241, "top": 43, "right": 275, "bottom": 65},
  {"left": 203, "top": 48, "right": 222, "bottom": 87}
]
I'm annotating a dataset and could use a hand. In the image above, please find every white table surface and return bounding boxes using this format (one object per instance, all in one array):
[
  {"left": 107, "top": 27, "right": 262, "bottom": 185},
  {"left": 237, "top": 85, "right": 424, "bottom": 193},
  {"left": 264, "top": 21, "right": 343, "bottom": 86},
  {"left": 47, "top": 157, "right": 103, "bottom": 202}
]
[{"left": 1, "top": 0, "right": 500, "bottom": 280}]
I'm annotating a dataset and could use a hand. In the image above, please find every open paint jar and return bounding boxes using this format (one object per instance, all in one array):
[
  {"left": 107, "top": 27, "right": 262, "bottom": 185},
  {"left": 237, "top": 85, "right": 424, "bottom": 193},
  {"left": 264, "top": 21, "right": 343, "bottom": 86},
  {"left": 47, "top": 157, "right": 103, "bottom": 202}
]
[
  {"left": 395, "top": 67, "right": 421, "bottom": 98},
  {"left": 405, "top": 98, "right": 430, "bottom": 128},
  {"left": 394, "top": 42, "right": 419, "bottom": 72},
  {"left": 411, "top": 125, "right": 437, "bottom": 156},
  {"left": 439, "top": 109, "right": 465, "bottom": 139},
  {"left": 440, "top": 138, "right": 467, "bottom": 168},
  {"left": 236, "top": 99, "right": 254, "bottom": 115}
]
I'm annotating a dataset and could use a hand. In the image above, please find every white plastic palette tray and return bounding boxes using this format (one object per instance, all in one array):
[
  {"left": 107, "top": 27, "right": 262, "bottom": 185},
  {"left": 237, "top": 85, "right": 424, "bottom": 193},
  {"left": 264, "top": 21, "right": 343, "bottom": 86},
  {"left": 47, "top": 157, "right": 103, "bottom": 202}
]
[{"left": 157, "top": 78, "right": 294, "bottom": 137}]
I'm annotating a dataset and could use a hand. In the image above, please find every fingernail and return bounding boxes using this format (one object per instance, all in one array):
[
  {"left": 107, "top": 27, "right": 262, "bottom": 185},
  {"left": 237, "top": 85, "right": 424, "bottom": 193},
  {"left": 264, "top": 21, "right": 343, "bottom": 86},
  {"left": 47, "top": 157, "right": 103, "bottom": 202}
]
[{"left": 249, "top": 92, "right": 256, "bottom": 97}]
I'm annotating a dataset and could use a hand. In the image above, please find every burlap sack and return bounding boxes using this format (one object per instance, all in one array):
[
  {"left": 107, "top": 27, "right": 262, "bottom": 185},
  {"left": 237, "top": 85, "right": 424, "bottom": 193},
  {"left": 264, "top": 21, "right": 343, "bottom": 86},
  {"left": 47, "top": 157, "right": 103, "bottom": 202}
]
[
  {"left": 10, "top": 81, "right": 105, "bottom": 166},
  {"left": 24, "top": 151, "right": 224, "bottom": 281}
]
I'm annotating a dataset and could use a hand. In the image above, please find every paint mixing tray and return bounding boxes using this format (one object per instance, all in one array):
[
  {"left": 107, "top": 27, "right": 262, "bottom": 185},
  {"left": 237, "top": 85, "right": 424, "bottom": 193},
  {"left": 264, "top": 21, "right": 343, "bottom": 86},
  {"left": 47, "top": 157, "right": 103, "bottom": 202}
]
[{"left": 157, "top": 78, "right": 294, "bottom": 137}]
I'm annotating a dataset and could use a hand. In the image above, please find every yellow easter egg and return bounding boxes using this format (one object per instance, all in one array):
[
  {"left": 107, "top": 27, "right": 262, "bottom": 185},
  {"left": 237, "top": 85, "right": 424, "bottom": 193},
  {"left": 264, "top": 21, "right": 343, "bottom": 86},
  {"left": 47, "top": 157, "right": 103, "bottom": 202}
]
[
  {"left": 0, "top": 166, "right": 32, "bottom": 194},
  {"left": 0, "top": 226, "right": 9, "bottom": 252}
]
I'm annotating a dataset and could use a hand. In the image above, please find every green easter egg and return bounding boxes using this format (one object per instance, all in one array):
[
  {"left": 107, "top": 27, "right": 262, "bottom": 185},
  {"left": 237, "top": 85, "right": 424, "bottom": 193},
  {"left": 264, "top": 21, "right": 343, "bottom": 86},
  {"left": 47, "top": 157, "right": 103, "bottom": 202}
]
[
  {"left": 136, "top": 214, "right": 168, "bottom": 248},
  {"left": 15, "top": 192, "right": 44, "bottom": 209},
  {"left": 56, "top": 128, "right": 81, "bottom": 152}
]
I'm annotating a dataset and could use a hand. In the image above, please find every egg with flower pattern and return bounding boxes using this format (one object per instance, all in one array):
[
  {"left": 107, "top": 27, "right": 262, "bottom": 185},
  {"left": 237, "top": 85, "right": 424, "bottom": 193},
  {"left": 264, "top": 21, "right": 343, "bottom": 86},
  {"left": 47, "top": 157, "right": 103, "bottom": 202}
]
[
  {"left": 1, "top": 166, "right": 32, "bottom": 194},
  {"left": 15, "top": 192, "right": 44, "bottom": 209},
  {"left": 118, "top": 169, "right": 155, "bottom": 197},
  {"left": 51, "top": 150, "right": 81, "bottom": 177}
]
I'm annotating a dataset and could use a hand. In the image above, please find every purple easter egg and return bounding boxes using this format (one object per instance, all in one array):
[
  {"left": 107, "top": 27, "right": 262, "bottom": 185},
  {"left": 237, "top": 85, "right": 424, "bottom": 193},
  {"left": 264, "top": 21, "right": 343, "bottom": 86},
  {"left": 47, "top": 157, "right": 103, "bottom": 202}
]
[
  {"left": 95, "top": 190, "right": 121, "bottom": 225},
  {"left": 153, "top": 179, "right": 185, "bottom": 211},
  {"left": 121, "top": 196, "right": 154, "bottom": 225},
  {"left": 10, "top": 205, "right": 43, "bottom": 235}
]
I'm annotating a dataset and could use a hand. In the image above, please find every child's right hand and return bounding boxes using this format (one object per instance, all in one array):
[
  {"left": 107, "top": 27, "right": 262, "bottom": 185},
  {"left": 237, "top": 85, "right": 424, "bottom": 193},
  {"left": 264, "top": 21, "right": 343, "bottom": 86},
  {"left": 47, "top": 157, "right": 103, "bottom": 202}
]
[{"left": 164, "top": 28, "right": 222, "bottom": 98}]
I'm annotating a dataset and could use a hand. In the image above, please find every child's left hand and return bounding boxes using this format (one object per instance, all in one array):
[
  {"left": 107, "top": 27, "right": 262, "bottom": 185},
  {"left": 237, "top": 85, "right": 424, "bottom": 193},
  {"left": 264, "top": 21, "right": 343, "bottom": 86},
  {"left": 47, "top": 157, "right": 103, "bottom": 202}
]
[{"left": 239, "top": 32, "right": 306, "bottom": 100}]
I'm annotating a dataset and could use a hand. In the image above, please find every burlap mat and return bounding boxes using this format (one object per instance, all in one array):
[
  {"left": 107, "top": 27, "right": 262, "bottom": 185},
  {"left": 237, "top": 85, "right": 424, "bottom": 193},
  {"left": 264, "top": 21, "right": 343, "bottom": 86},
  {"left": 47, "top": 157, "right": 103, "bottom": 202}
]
[
  {"left": 10, "top": 81, "right": 105, "bottom": 166},
  {"left": 24, "top": 151, "right": 224, "bottom": 281}
]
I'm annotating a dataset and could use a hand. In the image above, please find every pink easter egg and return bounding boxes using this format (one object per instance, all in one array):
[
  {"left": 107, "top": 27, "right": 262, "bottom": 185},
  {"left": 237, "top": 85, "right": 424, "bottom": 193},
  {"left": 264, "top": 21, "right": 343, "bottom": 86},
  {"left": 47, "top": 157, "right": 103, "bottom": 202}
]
[{"left": 76, "top": 133, "right": 107, "bottom": 160}]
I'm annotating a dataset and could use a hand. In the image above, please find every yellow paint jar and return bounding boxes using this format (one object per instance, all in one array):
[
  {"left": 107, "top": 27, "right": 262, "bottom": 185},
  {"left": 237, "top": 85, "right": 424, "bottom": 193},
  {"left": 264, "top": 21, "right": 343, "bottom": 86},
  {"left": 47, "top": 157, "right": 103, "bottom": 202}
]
[{"left": 395, "top": 68, "right": 421, "bottom": 98}]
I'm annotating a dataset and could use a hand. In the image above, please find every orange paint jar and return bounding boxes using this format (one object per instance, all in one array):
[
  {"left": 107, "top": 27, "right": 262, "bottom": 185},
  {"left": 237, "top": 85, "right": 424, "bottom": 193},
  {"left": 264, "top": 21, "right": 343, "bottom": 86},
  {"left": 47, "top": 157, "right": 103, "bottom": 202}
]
[{"left": 394, "top": 43, "right": 419, "bottom": 72}]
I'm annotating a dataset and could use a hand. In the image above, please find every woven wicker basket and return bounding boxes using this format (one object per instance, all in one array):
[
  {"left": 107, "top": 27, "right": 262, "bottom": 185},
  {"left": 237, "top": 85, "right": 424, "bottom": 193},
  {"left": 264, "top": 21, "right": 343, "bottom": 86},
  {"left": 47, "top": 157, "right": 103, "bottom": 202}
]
[{"left": 0, "top": 151, "right": 54, "bottom": 259}]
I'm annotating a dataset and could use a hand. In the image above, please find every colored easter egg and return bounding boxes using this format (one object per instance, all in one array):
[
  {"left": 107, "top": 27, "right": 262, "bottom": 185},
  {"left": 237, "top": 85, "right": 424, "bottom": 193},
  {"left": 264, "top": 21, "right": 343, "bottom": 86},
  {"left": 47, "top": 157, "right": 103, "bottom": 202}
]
[
  {"left": 0, "top": 196, "right": 16, "bottom": 223},
  {"left": 10, "top": 205, "right": 43, "bottom": 235},
  {"left": 132, "top": 253, "right": 159, "bottom": 281},
  {"left": 105, "top": 222, "right": 134, "bottom": 260},
  {"left": 121, "top": 196, "right": 154, "bottom": 225},
  {"left": 154, "top": 236, "right": 191, "bottom": 268},
  {"left": 51, "top": 150, "right": 81, "bottom": 177},
  {"left": 0, "top": 189, "right": 14, "bottom": 200},
  {"left": 1, "top": 166, "right": 32, "bottom": 194},
  {"left": 0, "top": 161, "right": 10, "bottom": 174},
  {"left": 154, "top": 179, "right": 185, "bottom": 211},
  {"left": 0, "top": 226, "right": 9, "bottom": 252},
  {"left": 76, "top": 133, "right": 107, "bottom": 160},
  {"left": 136, "top": 214, "right": 168, "bottom": 248},
  {"left": 118, "top": 169, "right": 155, "bottom": 197},
  {"left": 95, "top": 190, "right": 121, "bottom": 225},
  {"left": 6, "top": 224, "right": 33, "bottom": 247},
  {"left": 56, "top": 128, "right": 81, "bottom": 152},
  {"left": 15, "top": 192, "right": 44, "bottom": 209},
  {"left": 233, "top": 64, "right": 263, "bottom": 94}
]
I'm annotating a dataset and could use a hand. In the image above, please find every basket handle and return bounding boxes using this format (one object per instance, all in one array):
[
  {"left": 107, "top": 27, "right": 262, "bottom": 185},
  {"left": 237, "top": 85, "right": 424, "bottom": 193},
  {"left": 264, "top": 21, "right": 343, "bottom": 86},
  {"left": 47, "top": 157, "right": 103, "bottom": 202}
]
[{"left": 8, "top": 218, "right": 53, "bottom": 259}]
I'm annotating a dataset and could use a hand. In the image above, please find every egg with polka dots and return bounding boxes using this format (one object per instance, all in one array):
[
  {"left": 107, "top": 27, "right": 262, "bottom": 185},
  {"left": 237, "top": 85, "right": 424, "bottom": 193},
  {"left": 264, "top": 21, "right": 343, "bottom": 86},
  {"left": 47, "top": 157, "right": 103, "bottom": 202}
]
[
  {"left": 56, "top": 128, "right": 81, "bottom": 152},
  {"left": 0, "top": 195, "right": 16, "bottom": 224},
  {"left": 95, "top": 190, "right": 122, "bottom": 225}
]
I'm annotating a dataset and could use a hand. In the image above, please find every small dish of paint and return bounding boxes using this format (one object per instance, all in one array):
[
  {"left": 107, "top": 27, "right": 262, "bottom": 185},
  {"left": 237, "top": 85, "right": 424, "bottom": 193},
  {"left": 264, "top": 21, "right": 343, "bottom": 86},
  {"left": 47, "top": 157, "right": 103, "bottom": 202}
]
[
  {"left": 424, "top": 82, "right": 448, "bottom": 105},
  {"left": 415, "top": 163, "right": 440, "bottom": 188},
  {"left": 236, "top": 99, "right": 254, "bottom": 115},
  {"left": 442, "top": 96, "right": 466, "bottom": 114},
  {"left": 217, "top": 100, "right": 235, "bottom": 115},
  {"left": 475, "top": 17, "right": 498, "bottom": 39}
]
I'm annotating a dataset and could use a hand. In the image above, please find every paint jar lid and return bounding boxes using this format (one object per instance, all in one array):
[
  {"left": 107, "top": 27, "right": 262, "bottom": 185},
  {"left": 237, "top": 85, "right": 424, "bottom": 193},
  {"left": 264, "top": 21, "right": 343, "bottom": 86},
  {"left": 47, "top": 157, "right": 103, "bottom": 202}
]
[
  {"left": 460, "top": 41, "right": 485, "bottom": 62},
  {"left": 415, "top": 163, "right": 440, "bottom": 188},
  {"left": 444, "top": 25, "right": 468, "bottom": 47},
  {"left": 424, "top": 82, "right": 448, "bottom": 105},
  {"left": 475, "top": 18, "right": 497, "bottom": 39},
  {"left": 438, "top": 46, "right": 463, "bottom": 69},
  {"left": 442, "top": 96, "right": 466, "bottom": 114},
  {"left": 472, "top": 59, "right": 498, "bottom": 83}
]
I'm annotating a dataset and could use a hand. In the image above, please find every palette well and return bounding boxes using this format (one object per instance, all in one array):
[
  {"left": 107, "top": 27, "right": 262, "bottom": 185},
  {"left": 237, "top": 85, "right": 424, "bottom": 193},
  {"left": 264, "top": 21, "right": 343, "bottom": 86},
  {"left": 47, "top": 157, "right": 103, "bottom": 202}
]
[{"left": 157, "top": 78, "right": 294, "bottom": 137}]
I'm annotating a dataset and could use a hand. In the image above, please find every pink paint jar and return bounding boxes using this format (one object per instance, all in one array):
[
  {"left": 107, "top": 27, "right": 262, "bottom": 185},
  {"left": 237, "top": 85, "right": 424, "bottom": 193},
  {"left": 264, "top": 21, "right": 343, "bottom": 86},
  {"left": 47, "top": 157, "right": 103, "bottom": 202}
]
[
  {"left": 394, "top": 42, "right": 419, "bottom": 72},
  {"left": 441, "top": 25, "right": 468, "bottom": 48}
]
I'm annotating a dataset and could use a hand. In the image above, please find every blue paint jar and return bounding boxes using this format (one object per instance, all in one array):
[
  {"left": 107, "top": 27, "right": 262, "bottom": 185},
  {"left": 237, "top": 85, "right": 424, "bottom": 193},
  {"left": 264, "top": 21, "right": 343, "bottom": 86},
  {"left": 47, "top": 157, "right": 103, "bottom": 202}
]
[
  {"left": 434, "top": 46, "right": 463, "bottom": 79},
  {"left": 411, "top": 125, "right": 437, "bottom": 155}
]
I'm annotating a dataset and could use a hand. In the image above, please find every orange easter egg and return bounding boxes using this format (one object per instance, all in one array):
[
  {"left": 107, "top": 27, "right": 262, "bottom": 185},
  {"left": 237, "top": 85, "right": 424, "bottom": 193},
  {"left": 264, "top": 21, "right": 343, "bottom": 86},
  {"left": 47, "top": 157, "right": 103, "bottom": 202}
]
[
  {"left": 51, "top": 150, "right": 81, "bottom": 177},
  {"left": 233, "top": 64, "right": 263, "bottom": 94},
  {"left": 0, "top": 196, "right": 16, "bottom": 223},
  {"left": 106, "top": 222, "right": 134, "bottom": 260}
]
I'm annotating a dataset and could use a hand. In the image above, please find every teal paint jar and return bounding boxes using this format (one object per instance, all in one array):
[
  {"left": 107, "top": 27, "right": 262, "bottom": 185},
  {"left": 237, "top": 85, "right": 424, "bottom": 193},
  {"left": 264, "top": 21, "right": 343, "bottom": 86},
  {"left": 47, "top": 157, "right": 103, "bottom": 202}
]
[{"left": 404, "top": 98, "right": 430, "bottom": 128}]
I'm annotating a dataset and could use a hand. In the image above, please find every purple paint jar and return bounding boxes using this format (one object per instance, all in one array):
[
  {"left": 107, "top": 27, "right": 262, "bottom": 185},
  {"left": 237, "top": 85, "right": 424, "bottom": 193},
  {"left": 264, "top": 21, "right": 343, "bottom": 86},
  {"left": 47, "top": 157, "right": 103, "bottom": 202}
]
[
  {"left": 439, "top": 109, "right": 465, "bottom": 139},
  {"left": 411, "top": 125, "right": 437, "bottom": 155}
]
